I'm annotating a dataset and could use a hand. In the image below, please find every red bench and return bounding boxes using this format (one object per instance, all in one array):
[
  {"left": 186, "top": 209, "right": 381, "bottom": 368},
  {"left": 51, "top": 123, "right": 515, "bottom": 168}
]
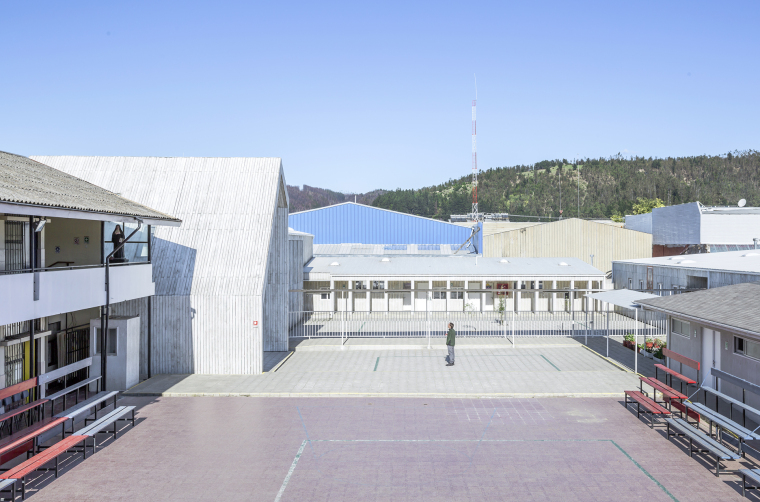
[
  {"left": 655, "top": 348, "right": 700, "bottom": 394},
  {"left": 640, "top": 375, "right": 700, "bottom": 422},
  {"left": 625, "top": 391, "right": 671, "bottom": 428},
  {"left": 0, "top": 417, "right": 68, "bottom": 466},
  {"left": 0, "top": 434, "right": 87, "bottom": 500},
  {"left": 0, "top": 378, "right": 47, "bottom": 434}
]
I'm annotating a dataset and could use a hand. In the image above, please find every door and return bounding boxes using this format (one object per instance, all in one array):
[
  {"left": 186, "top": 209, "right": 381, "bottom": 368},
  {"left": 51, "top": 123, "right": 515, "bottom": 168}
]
[{"left": 701, "top": 328, "right": 721, "bottom": 389}]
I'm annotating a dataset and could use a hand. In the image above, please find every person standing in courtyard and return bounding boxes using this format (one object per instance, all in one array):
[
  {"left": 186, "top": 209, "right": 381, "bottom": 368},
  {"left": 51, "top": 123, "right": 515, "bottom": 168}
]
[{"left": 446, "top": 322, "right": 456, "bottom": 366}]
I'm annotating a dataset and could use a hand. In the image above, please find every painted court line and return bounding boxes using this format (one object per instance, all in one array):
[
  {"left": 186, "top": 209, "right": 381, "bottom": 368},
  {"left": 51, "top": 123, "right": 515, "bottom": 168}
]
[
  {"left": 373, "top": 357, "right": 380, "bottom": 371},
  {"left": 275, "top": 439, "right": 678, "bottom": 502},
  {"left": 540, "top": 354, "right": 561, "bottom": 371}
]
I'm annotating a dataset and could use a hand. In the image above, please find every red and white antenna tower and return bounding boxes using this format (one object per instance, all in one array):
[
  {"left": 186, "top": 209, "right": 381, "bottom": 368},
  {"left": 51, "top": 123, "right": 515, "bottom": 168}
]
[{"left": 471, "top": 76, "right": 479, "bottom": 220}]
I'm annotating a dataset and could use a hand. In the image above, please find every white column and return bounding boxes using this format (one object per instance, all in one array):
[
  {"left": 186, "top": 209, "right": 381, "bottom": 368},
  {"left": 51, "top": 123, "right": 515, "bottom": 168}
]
[
  {"left": 329, "top": 279, "right": 335, "bottom": 311},
  {"left": 411, "top": 281, "right": 415, "bottom": 313},
  {"left": 569, "top": 280, "right": 575, "bottom": 312},
  {"left": 515, "top": 281, "right": 522, "bottom": 312},
  {"left": 348, "top": 283, "right": 354, "bottom": 312},
  {"left": 551, "top": 280, "right": 557, "bottom": 312},
  {"left": 446, "top": 280, "right": 450, "bottom": 312},
  {"left": 533, "top": 280, "right": 538, "bottom": 313}
]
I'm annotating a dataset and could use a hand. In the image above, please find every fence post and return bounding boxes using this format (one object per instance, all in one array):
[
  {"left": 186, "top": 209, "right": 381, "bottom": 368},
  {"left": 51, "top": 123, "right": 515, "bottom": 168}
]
[
  {"left": 606, "top": 307, "right": 610, "bottom": 358},
  {"left": 585, "top": 307, "right": 588, "bottom": 346},
  {"left": 427, "top": 291, "right": 430, "bottom": 350},
  {"left": 635, "top": 307, "right": 639, "bottom": 375},
  {"left": 512, "top": 308, "right": 515, "bottom": 348}
]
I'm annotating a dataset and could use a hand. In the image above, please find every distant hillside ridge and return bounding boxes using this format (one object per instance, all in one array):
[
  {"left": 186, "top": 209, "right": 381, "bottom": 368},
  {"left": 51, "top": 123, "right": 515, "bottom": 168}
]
[
  {"left": 287, "top": 185, "right": 386, "bottom": 213},
  {"left": 371, "top": 150, "right": 760, "bottom": 221}
]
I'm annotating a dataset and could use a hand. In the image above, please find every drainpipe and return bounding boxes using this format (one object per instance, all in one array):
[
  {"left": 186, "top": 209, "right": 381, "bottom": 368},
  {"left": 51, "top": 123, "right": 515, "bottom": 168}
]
[
  {"left": 102, "top": 219, "right": 143, "bottom": 390},
  {"left": 754, "top": 238, "right": 759, "bottom": 250}
]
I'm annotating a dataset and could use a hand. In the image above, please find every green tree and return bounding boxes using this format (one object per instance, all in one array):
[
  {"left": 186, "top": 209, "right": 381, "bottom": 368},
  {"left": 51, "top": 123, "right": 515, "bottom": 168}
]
[{"left": 631, "top": 197, "right": 665, "bottom": 214}]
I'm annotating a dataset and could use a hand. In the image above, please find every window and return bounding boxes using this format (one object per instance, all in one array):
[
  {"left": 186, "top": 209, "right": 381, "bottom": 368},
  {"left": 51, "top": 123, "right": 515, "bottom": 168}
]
[
  {"left": 657, "top": 283, "right": 662, "bottom": 291},
  {"left": 104, "top": 222, "right": 151, "bottom": 264},
  {"left": 451, "top": 291, "right": 464, "bottom": 300},
  {"left": 639, "top": 280, "right": 644, "bottom": 290},
  {"left": 433, "top": 291, "right": 446, "bottom": 300},
  {"left": 628, "top": 278, "right": 633, "bottom": 289},
  {"left": 354, "top": 281, "right": 366, "bottom": 290},
  {"left": 95, "top": 328, "right": 118, "bottom": 355},
  {"left": 403, "top": 282, "right": 411, "bottom": 290},
  {"left": 735, "top": 336, "right": 760, "bottom": 361},
  {"left": 371, "top": 281, "right": 385, "bottom": 290},
  {"left": 47, "top": 336, "right": 58, "bottom": 367},
  {"left": 671, "top": 318, "right": 690, "bottom": 338}
]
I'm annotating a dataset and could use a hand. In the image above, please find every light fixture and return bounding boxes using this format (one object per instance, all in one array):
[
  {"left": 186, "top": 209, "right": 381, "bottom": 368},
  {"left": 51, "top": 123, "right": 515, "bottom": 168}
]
[{"left": 34, "top": 219, "right": 47, "bottom": 232}]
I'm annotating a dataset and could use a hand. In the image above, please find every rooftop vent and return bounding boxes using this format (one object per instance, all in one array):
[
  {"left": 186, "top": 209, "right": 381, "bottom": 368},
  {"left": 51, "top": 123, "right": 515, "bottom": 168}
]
[
  {"left": 742, "top": 252, "right": 760, "bottom": 257},
  {"left": 330, "top": 261, "right": 340, "bottom": 266},
  {"left": 381, "top": 258, "right": 390, "bottom": 262},
  {"left": 558, "top": 262, "right": 569, "bottom": 266},
  {"left": 500, "top": 259, "right": 509, "bottom": 263},
  {"left": 677, "top": 260, "right": 696, "bottom": 264}
]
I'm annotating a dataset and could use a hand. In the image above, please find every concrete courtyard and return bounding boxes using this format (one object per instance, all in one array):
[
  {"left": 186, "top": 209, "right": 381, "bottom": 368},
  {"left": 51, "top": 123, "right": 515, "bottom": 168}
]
[{"left": 8, "top": 336, "right": 753, "bottom": 501}]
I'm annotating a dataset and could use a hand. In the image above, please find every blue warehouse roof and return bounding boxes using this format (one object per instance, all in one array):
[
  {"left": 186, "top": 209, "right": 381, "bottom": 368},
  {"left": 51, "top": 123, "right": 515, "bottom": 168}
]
[{"left": 288, "top": 202, "right": 483, "bottom": 253}]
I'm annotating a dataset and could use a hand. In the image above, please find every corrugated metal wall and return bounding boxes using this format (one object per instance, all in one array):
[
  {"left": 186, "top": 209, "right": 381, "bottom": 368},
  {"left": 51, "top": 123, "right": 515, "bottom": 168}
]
[
  {"left": 484, "top": 218, "right": 652, "bottom": 274},
  {"left": 652, "top": 203, "right": 701, "bottom": 245},
  {"left": 289, "top": 203, "right": 482, "bottom": 252},
  {"left": 32, "top": 156, "right": 287, "bottom": 375},
  {"left": 613, "top": 262, "right": 760, "bottom": 290}
]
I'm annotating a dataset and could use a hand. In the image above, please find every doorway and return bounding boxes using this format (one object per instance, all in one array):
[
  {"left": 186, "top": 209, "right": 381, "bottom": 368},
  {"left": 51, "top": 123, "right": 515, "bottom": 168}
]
[{"left": 701, "top": 328, "right": 721, "bottom": 390}]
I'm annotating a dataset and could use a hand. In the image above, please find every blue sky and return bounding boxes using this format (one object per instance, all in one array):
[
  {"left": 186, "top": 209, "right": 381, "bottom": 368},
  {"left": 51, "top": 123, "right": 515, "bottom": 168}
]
[{"left": 2, "top": 1, "right": 758, "bottom": 192}]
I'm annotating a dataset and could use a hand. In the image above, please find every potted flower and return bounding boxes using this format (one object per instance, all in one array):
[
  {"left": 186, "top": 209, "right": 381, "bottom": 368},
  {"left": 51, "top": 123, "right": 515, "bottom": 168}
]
[{"left": 645, "top": 338, "right": 654, "bottom": 350}]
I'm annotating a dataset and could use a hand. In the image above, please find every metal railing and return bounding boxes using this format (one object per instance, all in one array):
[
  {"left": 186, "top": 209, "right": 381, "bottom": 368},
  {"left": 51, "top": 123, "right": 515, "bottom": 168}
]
[{"left": 288, "top": 309, "right": 666, "bottom": 340}]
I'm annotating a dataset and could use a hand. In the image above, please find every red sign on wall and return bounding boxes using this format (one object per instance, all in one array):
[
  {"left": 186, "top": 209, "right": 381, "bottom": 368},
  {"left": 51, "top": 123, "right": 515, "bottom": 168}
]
[
  {"left": 495, "top": 282, "right": 510, "bottom": 296},
  {"left": 253, "top": 321, "right": 259, "bottom": 326}
]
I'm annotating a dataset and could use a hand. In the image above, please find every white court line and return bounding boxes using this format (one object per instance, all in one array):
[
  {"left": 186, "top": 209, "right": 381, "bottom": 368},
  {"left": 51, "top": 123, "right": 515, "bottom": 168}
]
[{"left": 274, "top": 439, "right": 307, "bottom": 502}]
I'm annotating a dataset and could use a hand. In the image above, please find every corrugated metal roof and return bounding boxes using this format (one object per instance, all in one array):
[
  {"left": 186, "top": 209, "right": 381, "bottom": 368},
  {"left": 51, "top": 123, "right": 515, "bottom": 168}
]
[
  {"left": 587, "top": 288, "right": 661, "bottom": 309},
  {"left": 30, "top": 156, "right": 284, "bottom": 296},
  {"left": 1, "top": 151, "right": 180, "bottom": 224},
  {"left": 288, "top": 202, "right": 482, "bottom": 252},
  {"left": 636, "top": 281, "right": 760, "bottom": 336},
  {"left": 312, "top": 243, "right": 475, "bottom": 256},
  {"left": 614, "top": 249, "right": 760, "bottom": 274},
  {"left": 305, "top": 255, "right": 604, "bottom": 278}
]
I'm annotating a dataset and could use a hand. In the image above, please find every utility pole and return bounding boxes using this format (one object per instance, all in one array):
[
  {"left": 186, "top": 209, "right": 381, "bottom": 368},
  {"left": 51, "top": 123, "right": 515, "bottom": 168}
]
[{"left": 471, "top": 76, "right": 479, "bottom": 221}]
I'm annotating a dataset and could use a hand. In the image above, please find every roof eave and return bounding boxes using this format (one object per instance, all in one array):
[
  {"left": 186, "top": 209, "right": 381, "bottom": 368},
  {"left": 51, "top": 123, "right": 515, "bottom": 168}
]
[
  {"left": 637, "top": 301, "right": 760, "bottom": 338},
  {"left": 0, "top": 201, "right": 182, "bottom": 227}
]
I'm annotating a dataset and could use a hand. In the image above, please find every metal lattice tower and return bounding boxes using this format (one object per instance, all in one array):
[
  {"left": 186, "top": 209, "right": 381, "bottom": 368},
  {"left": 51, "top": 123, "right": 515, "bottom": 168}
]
[{"left": 471, "top": 96, "right": 478, "bottom": 219}]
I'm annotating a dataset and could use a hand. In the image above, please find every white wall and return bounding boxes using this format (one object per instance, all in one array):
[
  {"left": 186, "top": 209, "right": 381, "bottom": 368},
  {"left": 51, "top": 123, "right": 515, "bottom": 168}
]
[{"left": 701, "top": 214, "right": 760, "bottom": 244}]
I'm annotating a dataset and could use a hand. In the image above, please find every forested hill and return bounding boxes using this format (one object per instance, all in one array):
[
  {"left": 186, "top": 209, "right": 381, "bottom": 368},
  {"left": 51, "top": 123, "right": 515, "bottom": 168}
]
[
  {"left": 371, "top": 151, "right": 760, "bottom": 221},
  {"left": 287, "top": 185, "right": 386, "bottom": 213}
]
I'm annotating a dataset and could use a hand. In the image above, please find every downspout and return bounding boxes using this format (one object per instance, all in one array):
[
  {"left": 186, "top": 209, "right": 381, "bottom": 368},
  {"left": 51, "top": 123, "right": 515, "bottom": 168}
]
[{"left": 102, "top": 219, "right": 143, "bottom": 390}]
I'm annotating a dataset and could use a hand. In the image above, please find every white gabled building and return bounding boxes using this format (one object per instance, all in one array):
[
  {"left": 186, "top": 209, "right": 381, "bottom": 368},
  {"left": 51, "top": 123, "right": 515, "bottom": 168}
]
[{"left": 33, "top": 156, "right": 290, "bottom": 375}]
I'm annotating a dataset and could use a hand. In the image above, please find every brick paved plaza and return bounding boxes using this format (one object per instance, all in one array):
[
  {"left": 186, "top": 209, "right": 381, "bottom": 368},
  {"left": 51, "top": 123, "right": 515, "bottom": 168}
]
[{"left": 11, "top": 339, "right": 755, "bottom": 501}]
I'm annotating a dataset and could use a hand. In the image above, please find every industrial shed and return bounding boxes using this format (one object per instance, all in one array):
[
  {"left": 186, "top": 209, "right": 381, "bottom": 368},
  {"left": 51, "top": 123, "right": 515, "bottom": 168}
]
[
  {"left": 482, "top": 218, "right": 652, "bottom": 277},
  {"left": 31, "top": 156, "right": 289, "bottom": 375},
  {"left": 613, "top": 249, "right": 760, "bottom": 292},
  {"left": 626, "top": 202, "right": 760, "bottom": 256},
  {"left": 289, "top": 203, "right": 482, "bottom": 253}
]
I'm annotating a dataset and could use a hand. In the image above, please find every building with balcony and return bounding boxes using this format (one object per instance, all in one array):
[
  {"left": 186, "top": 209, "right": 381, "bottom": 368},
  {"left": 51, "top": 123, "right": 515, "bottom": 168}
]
[
  {"left": 0, "top": 151, "right": 181, "bottom": 388},
  {"left": 33, "top": 155, "right": 290, "bottom": 375}
]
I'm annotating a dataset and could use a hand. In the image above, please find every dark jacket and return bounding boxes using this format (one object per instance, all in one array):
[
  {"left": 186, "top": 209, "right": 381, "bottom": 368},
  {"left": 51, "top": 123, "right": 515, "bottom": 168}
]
[{"left": 446, "top": 328, "right": 456, "bottom": 346}]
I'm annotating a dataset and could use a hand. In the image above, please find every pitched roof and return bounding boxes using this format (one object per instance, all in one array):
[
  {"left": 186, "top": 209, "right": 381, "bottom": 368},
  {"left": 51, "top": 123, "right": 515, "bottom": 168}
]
[
  {"left": 31, "top": 156, "right": 286, "bottom": 296},
  {"left": 587, "top": 288, "right": 661, "bottom": 309},
  {"left": 0, "top": 151, "right": 180, "bottom": 224},
  {"left": 636, "top": 281, "right": 760, "bottom": 336}
]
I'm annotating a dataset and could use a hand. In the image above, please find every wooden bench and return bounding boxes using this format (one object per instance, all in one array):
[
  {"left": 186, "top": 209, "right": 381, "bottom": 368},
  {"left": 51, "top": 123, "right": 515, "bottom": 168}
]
[
  {"left": 0, "top": 417, "right": 69, "bottom": 466},
  {"left": 739, "top": 469, "right": 760, "bottom": 498},
  {"left": 639, "top": 377, "right": 687, "bottom": 413},
  {"left": 655, "top": 348, "right": 699, "bottom": 394},
  {"left": 624, "top": 391, "right": 671, "bottom": 428},
  {"left": 702, "top": 368, "right": 760, "bottom": 429},
  {"left": 0, "top": 434, "right": 88, "bottom": 500},
  {"left": 665, "top": 417, "right": 740, "bottom": 476},
  {"left": 684, "top": 401, "right": 760, "bottom": 456},
  {"left": 0, "top": 378, "right": 46, "bottom": 434},
  {"left": 36, "top": 391, "right": 119, "bottom": 445},
  {"left": 38, "top": 357, "right": 97, "bottom": 415},
  {"left": 73, "top": 406, "right": 136, "bottom": 456}
]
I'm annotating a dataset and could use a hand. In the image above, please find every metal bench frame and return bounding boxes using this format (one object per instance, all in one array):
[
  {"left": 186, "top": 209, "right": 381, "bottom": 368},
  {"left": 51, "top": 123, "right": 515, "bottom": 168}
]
[{"left": 665, "top": 417, "right": 740, "bottom": 477}]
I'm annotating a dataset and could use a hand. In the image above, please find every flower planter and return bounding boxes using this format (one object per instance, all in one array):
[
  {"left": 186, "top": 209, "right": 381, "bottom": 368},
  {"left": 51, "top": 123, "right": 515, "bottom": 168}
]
[{"left": 653, "top": 356, "right": 665, "bottom": 364}]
